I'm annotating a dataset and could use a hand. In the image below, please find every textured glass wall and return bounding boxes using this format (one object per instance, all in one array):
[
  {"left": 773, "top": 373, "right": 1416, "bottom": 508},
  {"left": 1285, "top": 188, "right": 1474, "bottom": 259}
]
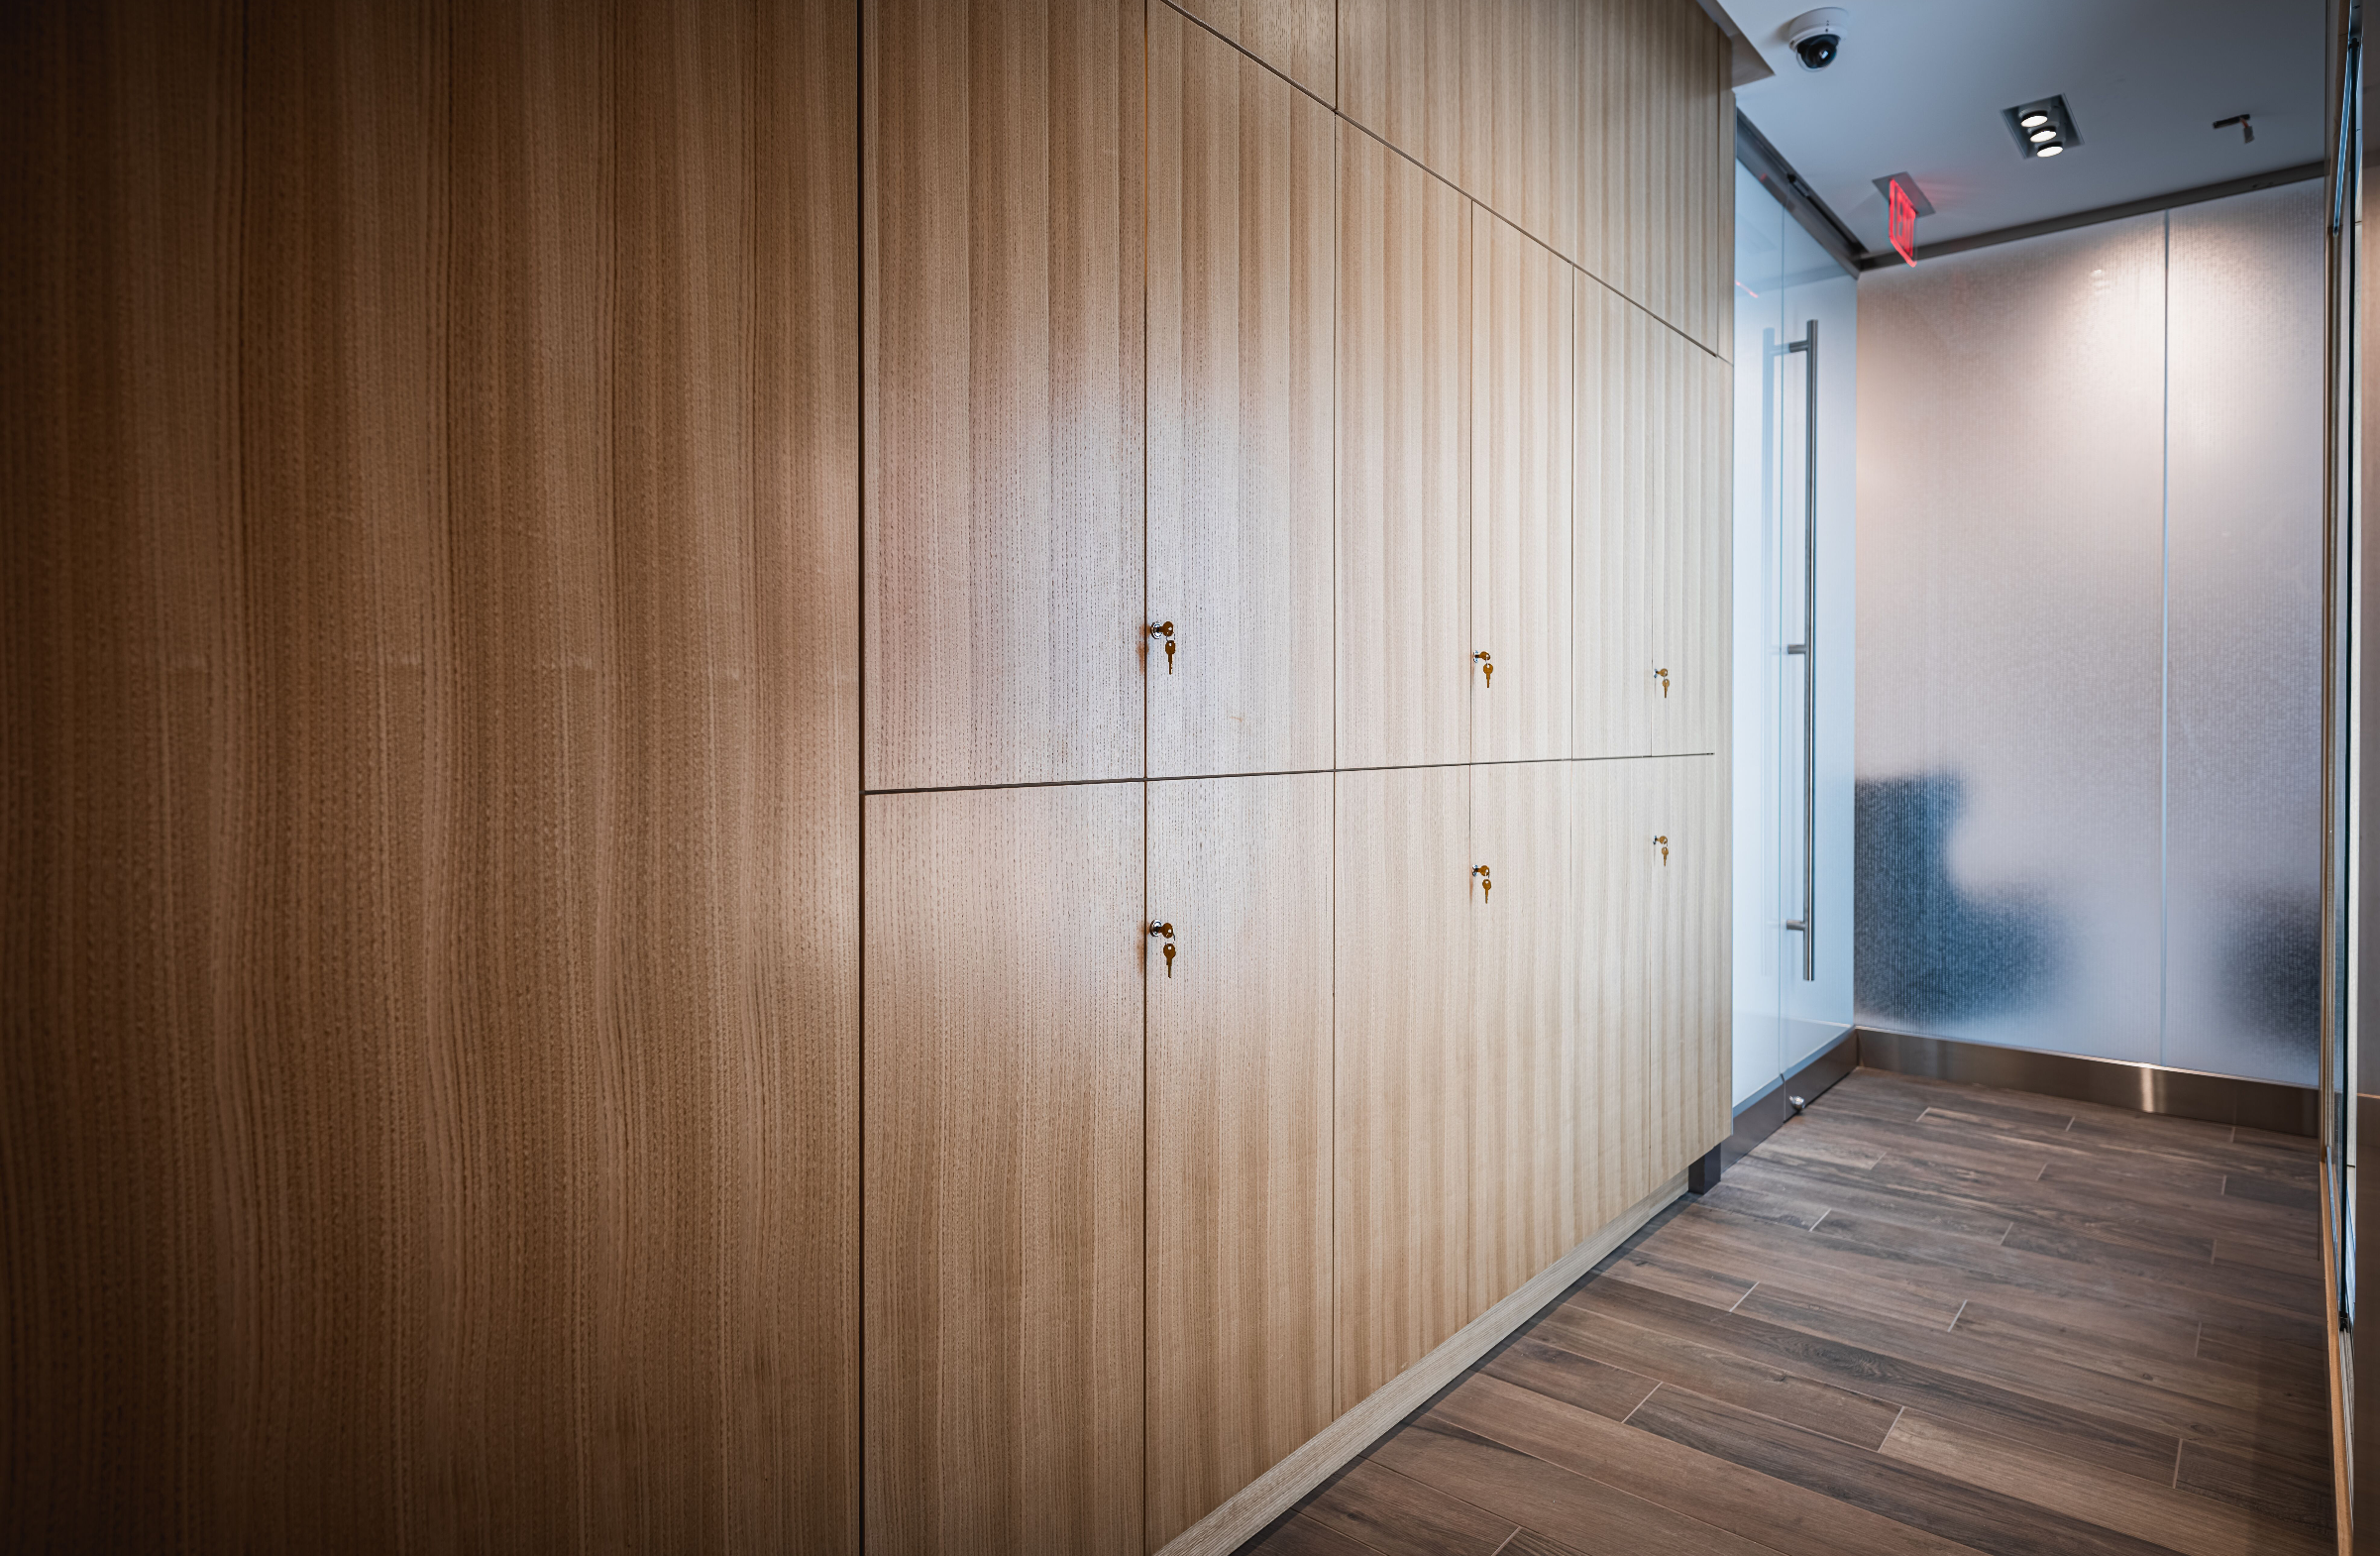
[
  {"left": 1856, "top": 186, "right": 2325, "bottom": 1085},
  {"left": 2165, "top": 181, "right": 2328, "bottom": 1083}
]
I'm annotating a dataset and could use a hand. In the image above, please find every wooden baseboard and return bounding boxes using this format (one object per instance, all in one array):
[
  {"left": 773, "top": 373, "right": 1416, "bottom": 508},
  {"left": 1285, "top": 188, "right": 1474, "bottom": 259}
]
[{"left": 1155, "top": 1170, "right": 1690, "bottom": 1556}]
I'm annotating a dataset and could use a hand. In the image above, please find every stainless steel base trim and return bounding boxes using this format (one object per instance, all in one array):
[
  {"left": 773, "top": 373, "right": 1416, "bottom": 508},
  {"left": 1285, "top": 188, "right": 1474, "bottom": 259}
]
[
  {"left": 1723, "top": 1029, "right": 1859, "bottom": 1167},
  {"left": 1853, "top": 1027, "right": 2319, "bottom": 1138}
]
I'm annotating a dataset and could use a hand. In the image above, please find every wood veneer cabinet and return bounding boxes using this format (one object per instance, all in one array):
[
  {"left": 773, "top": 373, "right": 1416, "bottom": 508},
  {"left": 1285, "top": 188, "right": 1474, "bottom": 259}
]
[
  {"left": 864, "top": 0, "right": 1147, "bottom": 791},
  {"left": 1148, "top": 7, "right": 1337, "bottom": 779},
  {"left": 1576, "top": 278, "right": 1730, "bottom": 759},
  {"left": 1472, "top": 205, "right": 1577, "bottom": 762},
  {"left": 1338, "top": 120, "right": 1473, "bottom": 770},
  {"left": 1145, "top": 775, "right": 1336, "bottom": 1547},
  {"left": 1334, "top": 765, "right": 1480, "bottom": 1409},
  {"left": 862, "top": 784, "right": 1146, "bottom": 1554}
]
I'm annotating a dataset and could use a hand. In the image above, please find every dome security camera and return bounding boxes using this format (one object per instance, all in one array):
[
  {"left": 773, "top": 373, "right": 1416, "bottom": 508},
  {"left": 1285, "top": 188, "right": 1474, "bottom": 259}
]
[{"left": 1787, "top": 8, "right": 1849, "bottom": 70}]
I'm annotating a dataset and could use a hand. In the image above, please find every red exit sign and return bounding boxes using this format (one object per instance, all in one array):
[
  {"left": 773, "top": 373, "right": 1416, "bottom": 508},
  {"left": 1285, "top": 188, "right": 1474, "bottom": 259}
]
[{"left": 1887, "top": 178, "right": 1917, "bottom": 265}]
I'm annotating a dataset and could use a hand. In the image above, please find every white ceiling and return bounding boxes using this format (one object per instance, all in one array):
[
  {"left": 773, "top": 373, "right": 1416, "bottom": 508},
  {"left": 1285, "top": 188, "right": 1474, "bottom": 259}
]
[{"left": 1717, "top": 0, "right": 2328, "bottom": 255}]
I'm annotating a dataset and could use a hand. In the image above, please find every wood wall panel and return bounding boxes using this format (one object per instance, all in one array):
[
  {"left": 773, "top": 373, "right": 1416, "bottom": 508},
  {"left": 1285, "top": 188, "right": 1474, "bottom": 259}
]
[
  {"left": 865, "top": 0, "right": 1146, "bottom": 790},
  {"left": 1467, "top": 761, "right": 1579, "bottom": 1305},
  {"left": 1170, "top": 0, "right": 1337, "bottom": 104},
  {"left": 1470, "top": 207, "right": 1573, "bottom": 762},
  {"left": 1337, "top": 0, "right": 1463, "bottom": 184},
  {"left": 1146, "top": 774, "right": 1335, "bottom": 1549},
  {"left": 1338, "top": 121, "right": 1470, "bottom": 769},
  {"left": 1462, "top": 0, "right": 1584, "bottom": 264},
  {"left": 1576, "top": 281, "right": 1726, "bottom": 760},
  {"left": 1579, "top": 0, "right": 1731, "bottom": 354},
  {"left": 1149, "top": 8, "right": 1337, "bottom": 779},
  {"left": 2, "top": 0, "right": 861, "bottom": 1547},
  {"left": 1335, "top": 765, "right": 1475, "bottom": 1410},
  {"left": 863, "top": 784, "right": 1144, "bottom": 1555}
]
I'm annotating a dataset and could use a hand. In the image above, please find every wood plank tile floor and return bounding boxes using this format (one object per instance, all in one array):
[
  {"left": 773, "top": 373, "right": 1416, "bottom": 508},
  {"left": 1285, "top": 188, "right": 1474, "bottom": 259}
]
[{"left": 1241, "top": 1067, "right": 2332, "bottom": 1556}]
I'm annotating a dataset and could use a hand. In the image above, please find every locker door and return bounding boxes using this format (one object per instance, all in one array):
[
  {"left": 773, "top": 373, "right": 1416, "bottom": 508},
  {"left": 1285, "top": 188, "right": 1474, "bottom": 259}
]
[
  {"left": 1646, "top": 752, "right": 1731, "bottom": 1175},
  {"left": 1339, "top": 121, "right": 1471, "bottom": 769},
  {"left": 1471, "top": 206, "right": 1574, "bottom": 762},
  {"left": 1335, "top": 765, "right": 1474, "bottom": 1408},
  {"left": 863, "top": 785, "right": 1144, "bottom": 1554},
  {"left": 1576, "top": 287, "right": 1725, "bottom": 759},
  {"left": 1468, "top": 760, "right": 1579, "bottom": 1301},
  {"left": 1148, "top": 7, "right": 1336, "bottom": 779},
  {"left": 864, "top": 0, "right": 1145, "bottom": 790},
  {"left": 1145, "top": 774, "right": 1334, "bottom": 1548}
]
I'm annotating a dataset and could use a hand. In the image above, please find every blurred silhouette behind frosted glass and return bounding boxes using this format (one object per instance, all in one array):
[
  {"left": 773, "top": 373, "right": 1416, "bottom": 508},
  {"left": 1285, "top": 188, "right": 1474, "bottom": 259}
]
[
  {"left": 1855, "top": 185, "right": 2325, "bottom": 1086},
  {"left": 2165, "top": 181, "right": 2325, "bottom": 1085},
  {"left": 1857, "top": 216, "right": 2167, "bottom": 1066}
]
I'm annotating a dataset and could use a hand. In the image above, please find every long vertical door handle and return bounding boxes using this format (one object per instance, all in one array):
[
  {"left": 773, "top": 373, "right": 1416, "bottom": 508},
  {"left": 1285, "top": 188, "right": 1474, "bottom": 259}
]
[{"left": 1783, "top": 320, "right": 1818, "bottom": 981}]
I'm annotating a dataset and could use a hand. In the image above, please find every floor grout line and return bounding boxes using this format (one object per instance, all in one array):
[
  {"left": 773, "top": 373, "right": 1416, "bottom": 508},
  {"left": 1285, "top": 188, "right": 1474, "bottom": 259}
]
[
  {"left": 1729, "top": 1281, "right": 1758, "bottom": 1314},
  {"left": 1621, "top": 1382, "right": 1662, "bottom": 1428},
  {"left": 1947, "top": 1298, "right": 1968, "bottom": 1333}
]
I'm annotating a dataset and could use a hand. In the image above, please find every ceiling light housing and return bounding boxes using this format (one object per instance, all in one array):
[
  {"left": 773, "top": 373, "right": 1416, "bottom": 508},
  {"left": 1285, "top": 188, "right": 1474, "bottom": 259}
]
[{"left": 2003, "top": 95, "right": 2082, "bottom": 160}]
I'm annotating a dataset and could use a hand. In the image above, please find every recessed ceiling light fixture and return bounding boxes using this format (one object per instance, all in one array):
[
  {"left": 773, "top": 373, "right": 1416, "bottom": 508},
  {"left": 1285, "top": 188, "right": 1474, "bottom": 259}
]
[{"left": 2003, "top": 95, "right": 2082, "bottom": 160}]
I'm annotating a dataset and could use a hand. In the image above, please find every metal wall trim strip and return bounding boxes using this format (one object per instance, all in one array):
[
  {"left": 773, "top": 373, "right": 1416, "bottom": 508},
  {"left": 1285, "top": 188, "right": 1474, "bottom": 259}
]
[{"left": 1854, "top": 1027, "right": 2321, "bottom": 1137}]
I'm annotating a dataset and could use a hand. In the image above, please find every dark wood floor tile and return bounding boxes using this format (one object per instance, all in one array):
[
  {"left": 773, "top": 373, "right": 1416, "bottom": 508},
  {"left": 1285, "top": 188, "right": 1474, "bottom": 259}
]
[
  {"left": 1431, "top": 1373, "right": 1993, "bottom": 1556},
  {"left": 2176, "top": 1438, "right": 2336, "bottom": 1530},
  {"left": 1729, "top": 1155, "right": 2018, "bottom": 1243},
  {"left": 1998, "top": 1221, "right": 2323, "bottom": 1315},
  {"left": 1630, "top": 1384, "right": 2194, "bottom": 1556},
  {"left": 2196, "top": 1322, "right": 2327, "bottom": 1380},
  {"left": 1371, "top": 1418, "right": 1784, "bottom": 1556},
  {"left": 1779, "top": 1112, "right": 2063, "bottom": 1183},
  {"left": 1599, "top": 1247, "right": 1758, "bottom": 1311},
  {"left": 1914, "top": 1104, "right": 2085, "bottom": 1150},
  {"left": 1831, "top": 1073, "right": 2083, "bottom": 1125},
  {"left": 1247, "top": 1512, "right": 1391, "bottom": 1556},
  {"left": 1881, "top": 1411, "right": 2333, "bottom": 1556},
  {"left": 2233, "top": 1124, "right": 2321, "bottom": 1153},
  {"left": 1301, "top": 1459, "right": 1516, "bottom": 1556},
  {"left": 1499, "top": 1533, "right": 1580, "bottom": 1556},
  {"left": 1742, "top": 1279, "right": 2331, "bottom": 1475},
  {"left": 1532, "top": 1298, "right": 1905, "bottom": 1449},
  {"left": 1481, "top": 1337, "right": 1658, "bottom": 1421},
  {"left": 2222, "top": 1173, "right": 2321, "bottom": 1211},
  {"left": 2038, "top": 1153, "right": 2232, "bottom": 1204},
  {"left": 1854, "top": 1153, "right": 2277, "bottom": 1264},
  {"left": 1655, "top": 1207, "right": 1974, "bottom": 1326},
  {"left": 1696, "top": 1177, "right": 1829, "bottom": 1230},
  {"left": 1577, "top": 1277, "right": 2187, "bottom": 1488},
  {"left": 2211, "top": 1231, "right": 2323, "bottom": 1278}
]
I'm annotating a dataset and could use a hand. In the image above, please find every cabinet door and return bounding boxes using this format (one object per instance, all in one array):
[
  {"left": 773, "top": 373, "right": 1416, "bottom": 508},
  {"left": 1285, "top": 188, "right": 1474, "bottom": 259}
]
[
  {"left": 1335, "top": 765, "right": 1474, "bottom": 1408},
  {"left": 864, "top": 0, "right": 1144, "bottom": 790},
  {"left": 1578, "top": 0, "right": 1730, "bottom": 353},
  {"left": 1173, "top": 0, "right": 1336, "bottom": 103},
  {"left": 863, "top": 785, "right": 1144, "bottom": 1555},
  {"left": 1338, "top": 0, "right": 1462, "bottom": 181},
  {"left": 1467, "top": 761, "right": 1578, "bottom": 1303},
  {"left": 1580, "top": 756, "right": 1726, "bottom": 1223},
  {"left": 1576, "top": 285, "right": 1725, "bottom": 758},
  {"left": 1149, "top": 8, "right": 1336, "bottom": 779},
  {"left": 1471, "top": 205, "right": 1573, "bottom": 762},
  {"left": 1339, "top": 120, "right": 1471, "bottom": 769},
  {"left": 1146, "top": 774, "right": 1334, "bottom": 1548},
  {"left": 1461, "top": 0, "right": 1584, "bottom": 264}
]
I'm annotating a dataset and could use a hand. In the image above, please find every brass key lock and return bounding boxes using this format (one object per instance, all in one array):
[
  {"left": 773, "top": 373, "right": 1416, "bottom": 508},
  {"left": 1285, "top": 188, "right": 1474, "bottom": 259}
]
[
  {"left": 1150, "top": 620, "right": 1176, "bottom": 674},
  {"left": 1654, "top": 834, "right": 1670, "bottom": 866},
  {"left": 1474, "top": 649, "right": 1493, "bottom": 688},
  {"left": 1655, "top": 666, "right": 1671, "bottom": 699},
  {"left": 1149, "top": 920, "right": 1177, "bottom": 976},
  {"left": 1473, "top": 863, "right": 1492, "bottom": 902}
]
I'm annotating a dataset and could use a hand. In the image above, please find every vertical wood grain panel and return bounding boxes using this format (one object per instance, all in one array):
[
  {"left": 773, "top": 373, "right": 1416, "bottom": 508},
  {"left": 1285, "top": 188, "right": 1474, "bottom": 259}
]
[
  {"left": 865, "top": 0, "right": 1145, "bottom": 790},
  {"left": 1579, "top": 0, "right": 1728, "bottom": 350},
  {"left": 1470, "top": 206, "right": 1572, "bottom": 762},
  {"left": 1461, "top": 0, "right": 1582, "bottom": 264},
  {"left": 1642, "top": 755, "right": 1730, "bottom": 1182},
  {"left": 863, "top": 784, "right": 1145, "bottom": 1555},
  {"left": 3, "top": 0, "right": 861, "bottom": 1546},
  {"left": 1575, "top": 278, "right": 1654, "bottom": 758},
  {"left": 1146, "top": 774, "right": 1334, "bottom": 1549},
  {"left": 1467, "top": 761, "right": 1577, "bottom": 1305},
  {"left": 1582, "top": 757, "right": 1660, "bottom": 1223},
  {"left": 1566, "top": 757, "right": 1627, "bottom": 1240},
  {"left": 1643, "top": 326, "right": 1726, "bottom": 756},
  {"left": 1335, "top": 765, "right": 1473, "bottom": 1410},
  {"left": 1337, "top": 0, "right": 1462, "bottom": 184},
  {"left": 1149, "top": 7, "right": 1336, "bottom": 779},
  {"left": 1171, "top": 0, "right": 1337, "bottom": 105},
  {"left": 1338, "top": 122, "right": 1470, "bottom": 769}
]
